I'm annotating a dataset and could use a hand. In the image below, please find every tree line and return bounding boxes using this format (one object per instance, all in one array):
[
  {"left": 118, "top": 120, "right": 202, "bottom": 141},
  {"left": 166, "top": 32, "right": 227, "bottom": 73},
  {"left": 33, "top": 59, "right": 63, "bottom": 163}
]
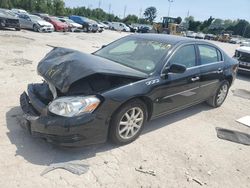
[
  {"left": 183, "top": 16, "right": 250, "bottom": 38},
  {"left": 0, "top": 1, "right": 249, "bottom": 38},
  {"left": 0, "top": 0, "right": 149, "bottom": 24}
]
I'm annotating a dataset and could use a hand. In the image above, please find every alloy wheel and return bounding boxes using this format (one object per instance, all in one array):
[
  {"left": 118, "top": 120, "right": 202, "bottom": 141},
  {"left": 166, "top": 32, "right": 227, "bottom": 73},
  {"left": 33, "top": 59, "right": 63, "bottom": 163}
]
[
  {"left": 118, "top": 107, "right": 144, "bottom": 140},
  {"left": 217, "top": 84, "right": 228, "bottom": 105}
]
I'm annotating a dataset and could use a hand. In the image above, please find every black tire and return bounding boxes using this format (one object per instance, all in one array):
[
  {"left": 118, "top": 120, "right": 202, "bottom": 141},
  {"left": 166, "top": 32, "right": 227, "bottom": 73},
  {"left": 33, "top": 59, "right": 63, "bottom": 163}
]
[
  {"left": 33, "top": 24, "right": 39, "bottom": 32},
  {"left": 206, "top": 81, "right": 229, "bottom": 107},
  {"left": 109, "top": 99, "right": 147, "bottom": 145}
]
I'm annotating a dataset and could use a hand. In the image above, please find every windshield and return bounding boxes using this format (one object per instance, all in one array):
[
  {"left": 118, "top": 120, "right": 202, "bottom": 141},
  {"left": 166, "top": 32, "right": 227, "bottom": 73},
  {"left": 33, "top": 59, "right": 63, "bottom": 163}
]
[
  {"left": 51, "top": 17, "right": 62, "bottom": 22},
  {"left": 65, "top": 19, "right": 74, "bottom": 23},
  {"left": 30, "top": 15, "right": 42, "bottom": 21},
  {"left": 94, "top": 37, "right": 171, "bottom": 73}
]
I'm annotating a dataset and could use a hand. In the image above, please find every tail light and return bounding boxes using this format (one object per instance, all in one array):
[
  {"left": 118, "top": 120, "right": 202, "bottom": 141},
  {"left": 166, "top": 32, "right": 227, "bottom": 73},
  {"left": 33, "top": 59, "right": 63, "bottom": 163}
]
[{"left": 232, "top": 64, "right": 238, "bottom": 73}]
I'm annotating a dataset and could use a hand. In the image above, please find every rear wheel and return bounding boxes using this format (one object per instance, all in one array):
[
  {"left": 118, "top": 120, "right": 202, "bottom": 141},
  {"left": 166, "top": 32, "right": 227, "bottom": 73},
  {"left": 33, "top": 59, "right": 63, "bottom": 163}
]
[
  {"left": 109, "top": 99, "right": 147, "bottom": 145},
  {"left": 206, "top": 81, "right": 229, "bottom": 107}
]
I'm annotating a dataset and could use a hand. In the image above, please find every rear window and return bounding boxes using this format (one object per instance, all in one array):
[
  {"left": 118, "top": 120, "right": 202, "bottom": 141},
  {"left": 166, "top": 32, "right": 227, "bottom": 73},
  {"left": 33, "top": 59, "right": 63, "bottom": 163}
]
[{"left": 198, "top": 45, "right": 222, "bottom": 65}]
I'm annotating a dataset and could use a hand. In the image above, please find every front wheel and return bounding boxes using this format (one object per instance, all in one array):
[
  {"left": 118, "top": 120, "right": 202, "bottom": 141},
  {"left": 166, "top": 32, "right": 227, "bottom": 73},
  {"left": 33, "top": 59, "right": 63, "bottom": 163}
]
[
  {"left": 109, "top": 99, "right": 147, "bottom": 145},
  {"left": 206, "top": 81, "right": 229, "bottom": 107},
  {"left": 33, "top": 24, "right": 39, "bottom": 32}
]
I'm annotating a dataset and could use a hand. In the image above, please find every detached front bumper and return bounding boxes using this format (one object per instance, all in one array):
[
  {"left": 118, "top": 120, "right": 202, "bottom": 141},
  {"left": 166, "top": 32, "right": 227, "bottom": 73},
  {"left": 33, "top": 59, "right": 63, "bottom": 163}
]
[
  {"left": 19, "top": 87, "right": 108, "bottom": 146},
  {"left": 39, "top": 26, "right": 54, "bottom": 32}
]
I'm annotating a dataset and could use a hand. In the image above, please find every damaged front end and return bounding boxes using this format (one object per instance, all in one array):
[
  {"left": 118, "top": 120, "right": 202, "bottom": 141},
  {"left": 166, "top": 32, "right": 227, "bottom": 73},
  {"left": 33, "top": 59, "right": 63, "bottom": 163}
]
[{"left": 19, "top": 47, "right": 146, "bottom": 146}]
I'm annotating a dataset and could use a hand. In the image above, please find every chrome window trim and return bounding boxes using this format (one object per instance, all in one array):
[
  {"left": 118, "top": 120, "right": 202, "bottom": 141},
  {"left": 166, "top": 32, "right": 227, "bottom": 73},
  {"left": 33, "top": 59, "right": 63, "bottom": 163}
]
[
  {"left": 196, "top": 43, "right": 224, "bottom": 65},
  {"left": 161, "top": 43, "right": 197, "bottom": 74},
  {"left": 160, "top": 42, "right": 225, "bottom": 75}
]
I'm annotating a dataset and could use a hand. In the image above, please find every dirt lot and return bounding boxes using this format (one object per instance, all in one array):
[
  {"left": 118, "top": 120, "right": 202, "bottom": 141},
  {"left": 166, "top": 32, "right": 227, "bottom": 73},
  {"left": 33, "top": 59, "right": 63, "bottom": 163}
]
[{"left": 0, "top": 30, "right": 249, "bottom": 188}]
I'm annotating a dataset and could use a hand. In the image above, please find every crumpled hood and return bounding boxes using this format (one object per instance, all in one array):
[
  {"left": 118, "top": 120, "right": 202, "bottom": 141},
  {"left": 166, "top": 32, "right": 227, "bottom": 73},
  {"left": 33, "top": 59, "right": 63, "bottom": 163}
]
[
  {"left": 36, "top": 20, "right": 53, "bottom": 27},
  {"left": 37, "top": 47, "right": 148, "bottom": 93}
]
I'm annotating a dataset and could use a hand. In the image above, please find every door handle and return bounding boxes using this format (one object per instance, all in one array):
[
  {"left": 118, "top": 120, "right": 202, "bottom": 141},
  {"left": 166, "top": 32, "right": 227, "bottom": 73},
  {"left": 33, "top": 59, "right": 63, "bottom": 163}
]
[
  {"left": 217, "top": 68, "right": 223, "bottom": 74},
  {"left": 191, "top": 76, "right": 200, "bottom": 81}
]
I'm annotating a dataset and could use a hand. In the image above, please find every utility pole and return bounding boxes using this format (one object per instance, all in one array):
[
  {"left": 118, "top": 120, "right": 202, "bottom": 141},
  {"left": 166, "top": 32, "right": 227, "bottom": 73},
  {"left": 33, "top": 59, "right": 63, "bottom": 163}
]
[
  {"left": 98, "top": 0, "right": 101, "bottom": 9},
  {"left": 108, "top": 3, "right": 111, "bottom": 14},
  {"left": 88, "top": 4, "right": 93, "bottom": 9},
  {"left": 243, "top": 24, "right": 248, "bottom": 37},
  {"left": 168, "top": 0, "right": 174, "bottom": 17},
  {"left": 123, "top": 5, "right": 127, "bottom": 19},
  {"left": 139, "top": 8, "right": 142, "bottom": 18}
]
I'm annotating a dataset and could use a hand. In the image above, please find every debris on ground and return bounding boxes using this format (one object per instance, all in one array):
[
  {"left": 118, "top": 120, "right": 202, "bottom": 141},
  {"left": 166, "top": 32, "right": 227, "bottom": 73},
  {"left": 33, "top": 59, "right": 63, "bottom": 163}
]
[
  {"left": 232, "top": 89, "right": 250, "bottom": 100},
  {"left": 41, "top": 162, "right": 89, "bottom": 176},
  {"left": 5, "top": 58, "right": 33, "bottom": 66},
  {"left": 192, "top": 178, "right": 203, "bottom": 186},
  {"left": 236, "top": 116, "right": 250, "bottom": 128},
  {"left": 135, "top": 166, "right": 156, "bottom": 176},
  {"left": 207, "top": 171, "right": 212, "bottom": 176},
  {"left": 216, "top": 127, "right": 250, "bottom": 145}
]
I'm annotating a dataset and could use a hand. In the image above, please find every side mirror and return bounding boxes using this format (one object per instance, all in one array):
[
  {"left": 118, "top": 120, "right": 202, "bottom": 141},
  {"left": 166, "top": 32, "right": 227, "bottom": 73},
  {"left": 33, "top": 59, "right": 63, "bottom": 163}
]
[
  {"left": 161, "top": 63, "right": 186, "bottom": 78},
  {"left": 168, "top": 63, "right": 186, "bottom": 73}
]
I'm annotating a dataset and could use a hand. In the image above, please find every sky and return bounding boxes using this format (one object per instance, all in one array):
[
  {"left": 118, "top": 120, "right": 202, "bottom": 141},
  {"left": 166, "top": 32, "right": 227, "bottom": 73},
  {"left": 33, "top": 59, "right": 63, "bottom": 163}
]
[{"left": 64, "top": 0, "right": 250, "bottom": 21}]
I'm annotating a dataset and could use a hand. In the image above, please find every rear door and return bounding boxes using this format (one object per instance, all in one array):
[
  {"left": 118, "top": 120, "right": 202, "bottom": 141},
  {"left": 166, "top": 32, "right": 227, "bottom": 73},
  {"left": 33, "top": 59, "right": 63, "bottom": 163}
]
[
  {"left": 153, "top": 44, "right": 201, "bottom": 116},
  {"left": 197, "top": 44, "right": 225, "bottom": 100}
]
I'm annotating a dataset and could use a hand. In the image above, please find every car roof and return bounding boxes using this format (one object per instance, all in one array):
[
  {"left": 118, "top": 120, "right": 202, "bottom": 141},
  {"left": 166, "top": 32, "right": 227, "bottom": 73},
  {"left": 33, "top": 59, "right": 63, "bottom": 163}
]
[{"left": 130, "top": 33, "right": 197, "bottom": 45}]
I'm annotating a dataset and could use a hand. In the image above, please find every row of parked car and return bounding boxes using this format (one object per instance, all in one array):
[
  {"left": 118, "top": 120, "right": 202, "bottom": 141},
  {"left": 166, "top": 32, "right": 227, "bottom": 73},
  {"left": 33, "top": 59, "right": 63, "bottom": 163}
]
[
  {"left": 185, "top": 31, "right": 250, "bottom": 45},
  {"left": 0, "top": 8, "right": 153, "bottom": 34}
]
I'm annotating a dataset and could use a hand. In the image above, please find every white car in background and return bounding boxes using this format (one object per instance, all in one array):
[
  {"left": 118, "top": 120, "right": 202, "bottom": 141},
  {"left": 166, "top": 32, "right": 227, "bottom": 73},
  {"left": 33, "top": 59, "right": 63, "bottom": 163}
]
[
  {"left": 195, "top": 32, "right": 205, "bottom": 39},
  {"left": 11, "top": 8, "right": 27, "bottom": 15},
  {"left": 97, "top": 21, "right": 109, "bottom": 29},
  {"left": 186, "top": 31, "right": 197, "bottom": 38},
  {"left": 111, "top": 22, "right": 130, "bottom": 32},
  {"left": 234, "top": 42, "right": 250, "bottom": 73}
]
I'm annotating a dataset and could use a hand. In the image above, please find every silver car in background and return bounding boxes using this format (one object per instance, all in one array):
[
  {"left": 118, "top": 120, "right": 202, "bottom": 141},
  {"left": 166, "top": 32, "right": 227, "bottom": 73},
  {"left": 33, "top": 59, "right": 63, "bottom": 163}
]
[{"left": 18, "top": 14, "right": 54, "bottom": 32}]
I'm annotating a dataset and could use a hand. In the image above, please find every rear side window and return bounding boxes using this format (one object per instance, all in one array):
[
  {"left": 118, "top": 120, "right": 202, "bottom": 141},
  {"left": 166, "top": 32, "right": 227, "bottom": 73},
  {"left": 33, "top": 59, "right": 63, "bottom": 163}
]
[
  {"left": 198, "top": 45, "right": 222, "bottom": 65},
  {"left": 169, "top": 45, "right": 196, "bottom": 68}
]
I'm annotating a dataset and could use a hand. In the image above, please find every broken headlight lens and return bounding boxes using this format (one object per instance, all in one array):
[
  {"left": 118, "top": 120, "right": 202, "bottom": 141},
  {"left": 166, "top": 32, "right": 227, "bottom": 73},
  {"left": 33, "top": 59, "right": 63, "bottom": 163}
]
[{"left": 48, "top": 96, "right": 100, "bottom": 117}]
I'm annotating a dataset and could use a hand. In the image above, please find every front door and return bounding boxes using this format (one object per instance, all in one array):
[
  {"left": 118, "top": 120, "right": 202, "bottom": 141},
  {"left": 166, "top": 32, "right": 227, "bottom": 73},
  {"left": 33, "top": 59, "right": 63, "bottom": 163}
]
[{"left": 152, "top": 44, "right": 201, "bottom": 117}]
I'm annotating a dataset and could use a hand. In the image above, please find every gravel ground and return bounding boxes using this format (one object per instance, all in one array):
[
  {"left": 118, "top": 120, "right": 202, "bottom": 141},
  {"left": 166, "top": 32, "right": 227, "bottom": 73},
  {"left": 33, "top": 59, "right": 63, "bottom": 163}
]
[{"left": 0, "top": 30, "right": 249, "bottom": 188}]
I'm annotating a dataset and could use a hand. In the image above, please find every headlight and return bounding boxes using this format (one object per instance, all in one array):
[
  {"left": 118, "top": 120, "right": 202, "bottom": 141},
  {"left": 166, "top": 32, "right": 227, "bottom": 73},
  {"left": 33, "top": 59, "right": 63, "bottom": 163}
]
[{"left": 48, "top": 96, "right": 100, "bottom": 117}]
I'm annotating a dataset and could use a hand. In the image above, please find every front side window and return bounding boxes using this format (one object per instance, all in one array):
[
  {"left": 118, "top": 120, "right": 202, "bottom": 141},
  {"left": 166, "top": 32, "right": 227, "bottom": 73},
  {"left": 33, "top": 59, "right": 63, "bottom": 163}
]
[
  {"left": 94, "top": 38, "right": 171, "bottom": 73},
  {"left": 198, "top": 45, "right": 221, "bottom": 65},
  {"left": 169, "top": 45, "right": 196, "bottom": 68}
]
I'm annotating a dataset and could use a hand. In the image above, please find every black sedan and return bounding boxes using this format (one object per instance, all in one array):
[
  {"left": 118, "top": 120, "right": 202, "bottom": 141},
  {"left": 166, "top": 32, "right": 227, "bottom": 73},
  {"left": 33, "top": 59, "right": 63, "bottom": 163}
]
[{"left": 20, "top": 34, "right": 238, "bottom": 146}]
